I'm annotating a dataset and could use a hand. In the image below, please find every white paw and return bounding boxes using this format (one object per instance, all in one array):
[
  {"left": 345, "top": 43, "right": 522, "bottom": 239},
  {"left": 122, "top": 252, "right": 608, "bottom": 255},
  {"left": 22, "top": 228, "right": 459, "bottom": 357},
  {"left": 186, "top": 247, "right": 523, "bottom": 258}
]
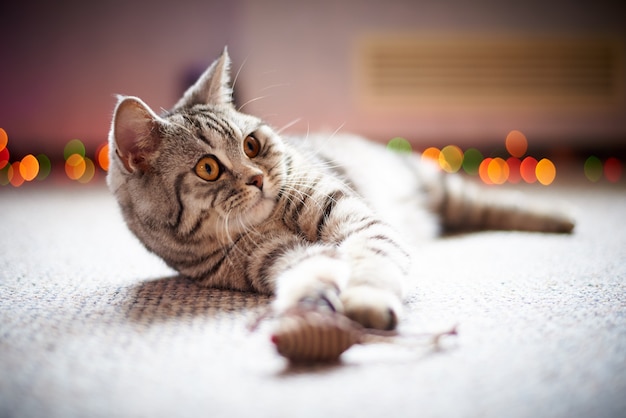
[
  {"left": 273, "top": 255, "right": 351, "bottom": 314},
  {"left": 341, "top": 286, "right": 402, "bottom": 330}
]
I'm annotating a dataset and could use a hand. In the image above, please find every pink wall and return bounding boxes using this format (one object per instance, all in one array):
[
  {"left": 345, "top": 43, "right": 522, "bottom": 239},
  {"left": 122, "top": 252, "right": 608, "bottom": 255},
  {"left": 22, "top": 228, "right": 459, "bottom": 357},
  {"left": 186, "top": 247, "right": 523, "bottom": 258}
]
[
  {"left": 237, "top": 0, "right": 626, "bottom": 148},
  {"left": 1, "top": 0, "right": 240, "bottom": 156},
  {"left": 1, "top": 0, "right": 624, "bottom": 157}
]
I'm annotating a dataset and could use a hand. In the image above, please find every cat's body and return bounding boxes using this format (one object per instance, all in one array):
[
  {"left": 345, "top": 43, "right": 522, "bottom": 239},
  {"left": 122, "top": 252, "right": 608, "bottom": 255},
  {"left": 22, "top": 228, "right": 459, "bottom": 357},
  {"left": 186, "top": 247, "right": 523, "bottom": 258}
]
[{"left": 108, "top": 49, "right": 574, "bottom": 330}]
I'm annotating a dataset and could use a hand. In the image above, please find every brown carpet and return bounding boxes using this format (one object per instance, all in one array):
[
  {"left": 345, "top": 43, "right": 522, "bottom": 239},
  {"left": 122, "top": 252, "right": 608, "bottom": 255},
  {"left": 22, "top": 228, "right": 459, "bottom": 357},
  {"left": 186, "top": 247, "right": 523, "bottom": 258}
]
[{"left": 1, "top": 181, "right": 625, "bottom": 418}]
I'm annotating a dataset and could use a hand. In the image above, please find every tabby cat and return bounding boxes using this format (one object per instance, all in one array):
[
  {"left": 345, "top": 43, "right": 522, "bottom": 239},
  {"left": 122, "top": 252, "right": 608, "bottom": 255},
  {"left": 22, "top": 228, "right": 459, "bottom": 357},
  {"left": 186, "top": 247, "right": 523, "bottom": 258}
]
[{"left": 107, "top": 48, "right": 574, "bottom": 330}]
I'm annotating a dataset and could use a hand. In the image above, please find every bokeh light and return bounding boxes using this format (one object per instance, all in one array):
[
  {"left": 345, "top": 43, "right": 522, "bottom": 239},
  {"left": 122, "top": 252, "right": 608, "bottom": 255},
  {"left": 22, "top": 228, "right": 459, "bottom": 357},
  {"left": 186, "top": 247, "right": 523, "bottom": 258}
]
[
  {"left": 584, "top": 156, "right": 603, "bottom": 182},
  {"left": 520, "top": 157, "right": 538, "bottom": 183},
  {"left": 36, "top": 154, "right": 52, "bottom": 181},
  {"left": 0, "top": 147, "right": 9, "bottom": 170},
  {"left": 536, "top": 158, "right": 556, "bottom": 185},
  {"left": 65, "top": 153, "right": 87, "bottom": 180},
  {"left": 462, "top": 148, "right": 483, "bottom": 175},
  {"left": 0, "top": 127, "right": 618, "bottom": 188},
  {"left": 97, "top": 143, "right": 110, "bottom": 171},
  {"left": 64, "top": 139, "right": 86, "bottom": 160},
  {"left": 387, "top": 137, "right": 412, "bottom": 154},
  {"left": 19, "top": 154, "right": 39, "bottom": 181},
  {"left": 10, "top": 161, "right": 24, "bottom": 187},
  {"left": 0, "top": 164, "right": 11, "bottom": 186},
  {"left": 421, "top": 147, "right": 440, "bottom": 164},
  {"left": 479, "top": 158, "right": 493, "bottom": 185},
  {"left": 78, "top": 157, "right": 96, "bottom": 184},
  {"left": 0, "top": 128, "right": 7, "bottom": 152},
  {"left": 505, "top": 130, "right": 528, "bottom": 158},
  {"left": 604, "top": 157, "right": 622, "bottom": 183},
  {"left": 487, "top": 157, "right": 509, "bottom": 184},
  {"left": 439, "top": 145, "right": 463, "bottom": 173},
  {"left": 506, "top": 157, "right": 522, "bottom": 183}
]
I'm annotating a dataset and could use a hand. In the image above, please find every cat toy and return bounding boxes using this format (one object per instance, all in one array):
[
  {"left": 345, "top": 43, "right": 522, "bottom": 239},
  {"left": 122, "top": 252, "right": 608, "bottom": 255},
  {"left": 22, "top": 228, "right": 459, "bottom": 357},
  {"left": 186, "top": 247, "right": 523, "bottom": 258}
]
[{"left": 251, "top": 307, "right": 458, "bottom": 364}]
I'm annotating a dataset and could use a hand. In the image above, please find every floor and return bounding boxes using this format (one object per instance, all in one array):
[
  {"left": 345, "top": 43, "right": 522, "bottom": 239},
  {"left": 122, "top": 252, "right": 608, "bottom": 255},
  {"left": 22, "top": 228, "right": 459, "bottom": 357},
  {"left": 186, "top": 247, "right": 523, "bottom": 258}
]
[{"left": 1, "top": 180, "right": 625, "bottom": 418}]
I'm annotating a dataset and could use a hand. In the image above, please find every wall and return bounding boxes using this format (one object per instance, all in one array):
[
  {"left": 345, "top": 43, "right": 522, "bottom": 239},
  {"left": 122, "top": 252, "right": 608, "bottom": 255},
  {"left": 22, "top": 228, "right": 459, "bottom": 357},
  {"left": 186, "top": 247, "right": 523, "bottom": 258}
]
[
  {"left": 1, "top": 0, "right": 624, "bottom": 156},
  {"left": 237, "top": 0, "right": 626, "bottom": 148},
  {"left": 1, "top": 0, "right": 240, "bottom": 155}
]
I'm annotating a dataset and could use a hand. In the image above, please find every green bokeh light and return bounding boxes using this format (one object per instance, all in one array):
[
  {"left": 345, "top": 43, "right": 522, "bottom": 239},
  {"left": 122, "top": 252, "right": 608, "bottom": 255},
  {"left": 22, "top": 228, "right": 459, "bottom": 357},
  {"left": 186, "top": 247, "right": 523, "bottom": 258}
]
[
  {"left": 584, "top": 156, "right": 602, "bottom": 182},
  {"left": 64, "top": 139, "right": 86, "bottom": 160},
  {"left": 386, "top": 137, "right": 412, "bottom": 154},
  {"left": 0, "top": 164, "right": 11, "bottom": 186},
  {"left": 462, "top": 148, "right": 483, "bottom": 175},
  {"left": 36, "top": 154, "right": 52, "bottom": 181}
]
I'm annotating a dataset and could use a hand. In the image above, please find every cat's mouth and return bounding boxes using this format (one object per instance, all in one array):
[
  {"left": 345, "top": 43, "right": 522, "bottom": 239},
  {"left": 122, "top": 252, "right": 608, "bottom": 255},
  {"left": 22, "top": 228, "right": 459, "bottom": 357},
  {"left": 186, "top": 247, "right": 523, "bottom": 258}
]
[{"left": 243, "top": 192, "right": 276, "bottom": 225}]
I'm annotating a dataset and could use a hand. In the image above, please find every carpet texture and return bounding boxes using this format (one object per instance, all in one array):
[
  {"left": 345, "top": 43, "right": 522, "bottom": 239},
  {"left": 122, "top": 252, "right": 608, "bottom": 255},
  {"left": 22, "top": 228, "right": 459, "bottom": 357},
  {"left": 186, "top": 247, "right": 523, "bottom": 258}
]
[{"left": 1, "top": 182, "right": 625, "bottom": 418}]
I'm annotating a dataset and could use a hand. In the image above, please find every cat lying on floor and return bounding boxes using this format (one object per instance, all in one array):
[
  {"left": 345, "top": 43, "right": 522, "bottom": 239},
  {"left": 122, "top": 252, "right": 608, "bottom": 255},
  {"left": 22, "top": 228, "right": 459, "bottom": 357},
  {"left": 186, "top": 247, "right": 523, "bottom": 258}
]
[{"left": 107, "top": 48, "right": 574, "bottom": 330}]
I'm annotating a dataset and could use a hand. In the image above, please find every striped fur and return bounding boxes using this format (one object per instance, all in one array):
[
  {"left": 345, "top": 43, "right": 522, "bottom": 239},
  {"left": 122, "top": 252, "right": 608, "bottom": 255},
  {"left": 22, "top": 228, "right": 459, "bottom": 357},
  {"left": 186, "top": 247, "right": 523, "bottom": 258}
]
[{"left": 107, "top": 49, "right": 574, "bottom": 330}]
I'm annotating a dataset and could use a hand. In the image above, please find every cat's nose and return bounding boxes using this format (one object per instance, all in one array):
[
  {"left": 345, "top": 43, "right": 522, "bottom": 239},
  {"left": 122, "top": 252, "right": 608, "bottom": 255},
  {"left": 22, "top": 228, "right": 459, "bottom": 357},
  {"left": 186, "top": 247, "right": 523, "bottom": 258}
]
[{"left": 247, "top": 174, "right": 264, "bottom": 190}]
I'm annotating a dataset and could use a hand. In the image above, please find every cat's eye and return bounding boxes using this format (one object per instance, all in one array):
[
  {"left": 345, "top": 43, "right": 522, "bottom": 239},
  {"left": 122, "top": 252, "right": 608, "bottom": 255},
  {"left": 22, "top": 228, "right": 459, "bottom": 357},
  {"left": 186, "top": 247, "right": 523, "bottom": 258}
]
[
  {"left": 195, "top": 156, "right": 221, "bottom": 181},
  {"left": 243, "top": 135, "right": 261, "bottom": 158}
]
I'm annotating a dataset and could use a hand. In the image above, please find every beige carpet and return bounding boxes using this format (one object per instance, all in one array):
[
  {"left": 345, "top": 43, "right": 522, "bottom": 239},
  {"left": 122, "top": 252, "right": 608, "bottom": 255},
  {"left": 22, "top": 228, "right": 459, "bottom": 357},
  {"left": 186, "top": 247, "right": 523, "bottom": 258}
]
[{"left": 1, "top": 181, "right": 625, "bottom": 418}]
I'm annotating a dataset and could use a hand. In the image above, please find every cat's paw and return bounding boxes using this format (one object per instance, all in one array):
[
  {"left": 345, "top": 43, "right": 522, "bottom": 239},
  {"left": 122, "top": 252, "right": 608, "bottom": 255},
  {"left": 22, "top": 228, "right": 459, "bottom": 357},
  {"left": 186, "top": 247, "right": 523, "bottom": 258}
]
[
  {"left": 273, "top": 255, "right": 350, "bottom": 315},
  {"left": 341, "top": 286, "right": 402, "bottom": 330}
]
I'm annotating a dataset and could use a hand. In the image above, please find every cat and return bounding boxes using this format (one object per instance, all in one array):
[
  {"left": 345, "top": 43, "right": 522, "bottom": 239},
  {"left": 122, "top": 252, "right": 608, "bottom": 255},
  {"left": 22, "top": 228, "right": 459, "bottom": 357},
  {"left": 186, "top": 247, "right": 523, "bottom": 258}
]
[{"left": 107, "top": 48, "right": 574, "bottom": 330}]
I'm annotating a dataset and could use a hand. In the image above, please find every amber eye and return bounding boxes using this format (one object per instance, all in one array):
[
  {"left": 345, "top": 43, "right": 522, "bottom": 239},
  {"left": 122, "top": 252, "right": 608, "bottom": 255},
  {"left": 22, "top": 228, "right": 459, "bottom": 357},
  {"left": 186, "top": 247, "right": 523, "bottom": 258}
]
[
  {"left": 243, "top": 135, "right": 261, "bottom": 158},
  {"left": 195, "top": 156, "right": 221, "bottom": 181}
]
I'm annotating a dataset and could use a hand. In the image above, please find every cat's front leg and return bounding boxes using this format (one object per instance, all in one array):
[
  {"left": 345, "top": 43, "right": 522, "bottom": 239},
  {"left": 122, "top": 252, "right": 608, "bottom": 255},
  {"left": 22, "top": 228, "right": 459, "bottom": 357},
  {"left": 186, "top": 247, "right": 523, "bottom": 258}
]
[
  {"left": 269, "top": 243, "right": 405, "bottom": 330},
  {"left": 255, "top": 234, "right": 407, "bottom": 330},
  {"left": 319, "top": 199, "right": 411, "bottom": 330}
]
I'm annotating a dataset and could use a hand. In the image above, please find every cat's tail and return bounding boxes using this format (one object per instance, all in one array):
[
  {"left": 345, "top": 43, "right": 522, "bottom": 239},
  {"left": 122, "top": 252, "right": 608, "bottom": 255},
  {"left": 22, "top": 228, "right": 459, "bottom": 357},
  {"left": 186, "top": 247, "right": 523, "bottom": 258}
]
[{"left": 429, "top": 171, "right": 575, "bottom": 234}]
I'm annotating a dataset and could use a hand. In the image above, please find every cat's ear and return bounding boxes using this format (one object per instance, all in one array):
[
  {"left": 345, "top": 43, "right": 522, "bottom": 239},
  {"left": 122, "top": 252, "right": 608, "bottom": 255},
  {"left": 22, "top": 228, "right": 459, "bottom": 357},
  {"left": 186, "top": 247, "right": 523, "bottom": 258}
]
[
  {"left": 173, "top": 47, "right": 233, "bottom": 110},
  {"left": 111, "top": 96, "right": 164, "bottom": 173}
]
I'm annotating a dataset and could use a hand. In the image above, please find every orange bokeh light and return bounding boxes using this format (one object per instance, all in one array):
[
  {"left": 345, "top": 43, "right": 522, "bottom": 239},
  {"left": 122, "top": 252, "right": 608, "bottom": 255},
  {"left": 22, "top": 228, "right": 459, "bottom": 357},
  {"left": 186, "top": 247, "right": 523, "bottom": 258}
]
[
  {"left": 487, "top": 157, "right": 509, "bottom": 185},
  {"left": 505, "top": 130, "right": 528, "bottom": 158},
  {"left": 65, "top": 154, "right": 87, "bottom": 180},
  {"left": 422, "top": 147, "right": 440, "bottom": 164},
  {"left": 0, "top": 128, "right": 7, "bottom": 152},
  {"left": 19, "top": 154, "right": 39, "bottom": 181},
  {"left": 536, "top": 158, "right": 556, "bottom": 185},
  {"left": 10, "top": 161, "right": 24, "bottom": 187},
  {"left": 479, "top": 158, "right": 493, "bottom": 185},
  {"left": 520, "top": 157, "right": 538, "bottom": 183},
  {"left": 97, "top": 143, "right": 110, "bottom": 171}
]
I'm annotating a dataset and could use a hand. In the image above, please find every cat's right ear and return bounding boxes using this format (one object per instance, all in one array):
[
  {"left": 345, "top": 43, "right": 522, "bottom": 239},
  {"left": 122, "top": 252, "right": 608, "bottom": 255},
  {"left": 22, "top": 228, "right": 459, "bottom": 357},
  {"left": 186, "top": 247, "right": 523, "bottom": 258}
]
[
  {"left": 172, "top": 47, "right": 233, "bottom": 110},
  {"left": 110, "top": 96, "right": 163, "bottom": 174}
]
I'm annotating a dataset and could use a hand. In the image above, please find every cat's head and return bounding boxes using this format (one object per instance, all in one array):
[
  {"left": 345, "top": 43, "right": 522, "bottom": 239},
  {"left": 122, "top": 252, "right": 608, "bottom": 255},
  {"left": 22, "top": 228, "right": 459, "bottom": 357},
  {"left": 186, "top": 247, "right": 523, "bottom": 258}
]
[{"left": 107, "top": 48, "right": 286, "bottom": 250}]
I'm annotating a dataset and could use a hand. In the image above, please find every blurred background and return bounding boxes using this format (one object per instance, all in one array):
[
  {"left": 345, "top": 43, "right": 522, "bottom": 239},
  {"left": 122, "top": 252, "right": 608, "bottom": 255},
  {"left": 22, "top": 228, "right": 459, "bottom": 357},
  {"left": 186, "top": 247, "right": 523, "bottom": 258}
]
[{"left": 1, "top": 0, "right": 624, "bottom": 187}]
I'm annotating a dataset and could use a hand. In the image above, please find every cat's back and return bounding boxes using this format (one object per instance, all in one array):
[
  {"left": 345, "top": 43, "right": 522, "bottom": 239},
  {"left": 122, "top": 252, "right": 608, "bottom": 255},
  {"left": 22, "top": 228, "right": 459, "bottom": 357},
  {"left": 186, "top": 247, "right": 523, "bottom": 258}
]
[{"left": 287, "top": 133, "right": 441, "bottom": 242}]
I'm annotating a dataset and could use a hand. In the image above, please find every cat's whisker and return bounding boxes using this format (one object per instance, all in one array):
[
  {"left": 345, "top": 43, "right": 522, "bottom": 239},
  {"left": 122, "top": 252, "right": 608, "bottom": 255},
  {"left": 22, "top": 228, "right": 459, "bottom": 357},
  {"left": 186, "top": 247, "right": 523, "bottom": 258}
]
[
  {"left": 168, "top": 120, "right": 194, "bottom": 135},
  {"left": 231, "top": 55, "right": 248, "bottom": 92},
  {"left": 259, "top": 83, "right": 291, "bottom": 93},
  {"left": 280, "top": 184, "right": 328, "bottom": 213},
  {"left": 276, "top": 118, "right": 302, "bottom": 135},
  {"left": 307, "top": 123, "right": 347, "bottom": 157},
  {"left": 328, "top": 122, "right": 346, "bottom": 140},
  {"left": 238, "top": 96, "right": 269, "bottom": 112}
]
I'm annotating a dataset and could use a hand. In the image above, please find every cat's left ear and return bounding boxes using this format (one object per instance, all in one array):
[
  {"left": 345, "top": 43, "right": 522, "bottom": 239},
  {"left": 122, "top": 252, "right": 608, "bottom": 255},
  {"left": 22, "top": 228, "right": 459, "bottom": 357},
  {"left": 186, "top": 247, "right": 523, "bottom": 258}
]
[
  {"left": 111, "top": 96, "right": 165, "bottom": 174},
  {"left": 173, "top": 47, "right": 233, "bottom": 110}
]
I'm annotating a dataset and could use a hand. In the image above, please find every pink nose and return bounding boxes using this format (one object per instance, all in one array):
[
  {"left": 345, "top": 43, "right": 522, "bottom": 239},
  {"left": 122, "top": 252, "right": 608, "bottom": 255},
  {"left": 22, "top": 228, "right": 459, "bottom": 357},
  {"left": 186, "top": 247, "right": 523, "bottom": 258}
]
[{"left": 247, "top": 174, "right": 264, "bottom": 190}]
